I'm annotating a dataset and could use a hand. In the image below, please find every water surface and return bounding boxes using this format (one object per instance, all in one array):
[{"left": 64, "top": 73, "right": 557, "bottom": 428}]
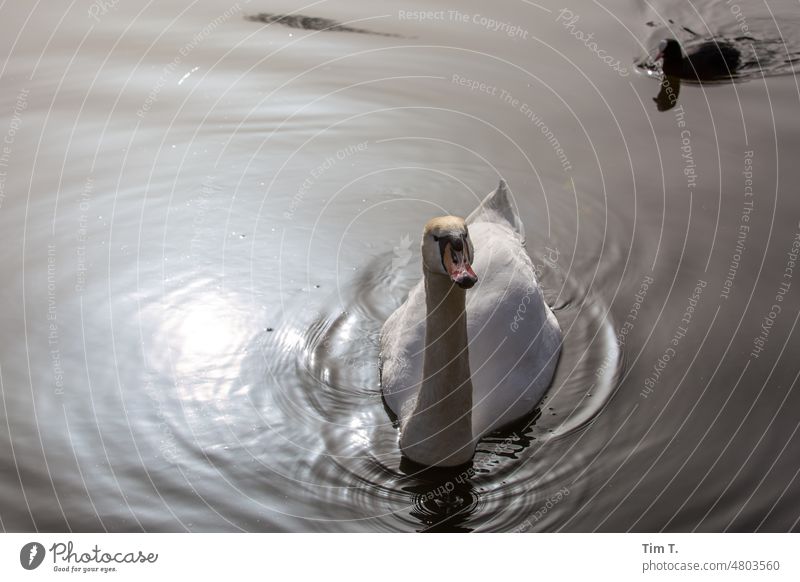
[{"left": 1, "top": 0, "right": 799, "bottom": 531}]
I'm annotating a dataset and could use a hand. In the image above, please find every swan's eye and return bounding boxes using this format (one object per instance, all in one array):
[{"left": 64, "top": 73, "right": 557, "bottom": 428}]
[{"left": 433, "top": 235, "right": 440, "bottom": 242}]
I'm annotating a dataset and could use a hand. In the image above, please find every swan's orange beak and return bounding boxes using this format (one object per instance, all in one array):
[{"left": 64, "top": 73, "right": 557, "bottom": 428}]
[{"left": 443, "top": 241, "right": 477, "bottom": 289}]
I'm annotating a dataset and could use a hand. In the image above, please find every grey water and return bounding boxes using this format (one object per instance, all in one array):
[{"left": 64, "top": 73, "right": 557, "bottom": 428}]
[{"left": 0, "top": 0, "right": 799, "bottom": 532}]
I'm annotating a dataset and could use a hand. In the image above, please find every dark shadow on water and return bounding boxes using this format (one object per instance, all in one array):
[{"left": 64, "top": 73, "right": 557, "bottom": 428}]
[
  {"left": 399, "top": 458, "right": 479, "bottom": 532},
  {"left": 245, "top": 13, "right": 402, "bottom": 37},
  {"left": 394, "top": 408, "right": 546, "bottom": 531},
  {"left": 653, "top": 74, "right": 681, "bottom": 112}
]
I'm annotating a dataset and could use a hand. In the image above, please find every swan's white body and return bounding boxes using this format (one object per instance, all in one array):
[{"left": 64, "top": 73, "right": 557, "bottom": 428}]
[{"left": 380, "top": 181, "right": 562, "bottom": 459}]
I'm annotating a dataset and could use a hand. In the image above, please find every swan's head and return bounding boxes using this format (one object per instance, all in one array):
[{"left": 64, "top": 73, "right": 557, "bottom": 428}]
[{"left": 421, "top": 216, "right": 477, "bottom": 289}]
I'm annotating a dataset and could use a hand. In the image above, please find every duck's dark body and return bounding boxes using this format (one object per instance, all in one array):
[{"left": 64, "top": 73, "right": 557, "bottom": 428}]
[{"left": 660, "top": 39, "right": 741, "bottom": 80}]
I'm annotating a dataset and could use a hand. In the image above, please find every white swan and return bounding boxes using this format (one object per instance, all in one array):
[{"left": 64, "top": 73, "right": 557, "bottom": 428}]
[{"left": 380, "top": 180, "right": 562, "bottom": 467}]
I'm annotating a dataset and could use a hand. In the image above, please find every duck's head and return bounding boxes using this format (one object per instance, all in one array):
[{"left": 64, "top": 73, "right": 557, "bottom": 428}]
[
  {"left": 421, "top": 216, "right": 477, "bottom": 289},
  {"left": 656, "top": 38, "right": 683, "bottom": 64}
]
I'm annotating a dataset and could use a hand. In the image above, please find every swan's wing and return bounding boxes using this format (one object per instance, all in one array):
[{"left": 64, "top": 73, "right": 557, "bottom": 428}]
[
  {"left": 466, "top": 179, "right": 525, "bottom": 241},
  {"left": 379, "top": 282, "right": 425, "bottom": 420},
  {"left": 464, "top": 222, "right": 562, "bottom": 436}
]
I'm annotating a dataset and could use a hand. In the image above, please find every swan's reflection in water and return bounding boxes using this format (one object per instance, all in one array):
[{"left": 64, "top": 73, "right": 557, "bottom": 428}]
[
  {"left": 398, "top": 418, "right": 542, "bottom": 531},
  {"left": 400, "top": 462, "right": 480, "bottom": 532}
]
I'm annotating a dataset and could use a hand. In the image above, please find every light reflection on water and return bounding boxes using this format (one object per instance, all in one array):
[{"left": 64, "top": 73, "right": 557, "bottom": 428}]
[{"left": 148, "top": 284, "right": 252, "bottom": 383}]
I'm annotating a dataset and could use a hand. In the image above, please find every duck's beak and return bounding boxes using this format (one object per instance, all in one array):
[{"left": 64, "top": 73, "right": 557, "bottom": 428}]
[{"left": 442, "top": 237, "right": 477, "bottom": 289}]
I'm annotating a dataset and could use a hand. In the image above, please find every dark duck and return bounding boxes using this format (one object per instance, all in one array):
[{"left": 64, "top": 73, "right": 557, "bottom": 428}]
[{"left": 656, "top": 38, "right": 741, "bottom": 81}]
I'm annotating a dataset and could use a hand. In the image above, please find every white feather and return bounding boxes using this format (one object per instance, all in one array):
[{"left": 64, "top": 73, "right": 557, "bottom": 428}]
[{"left": 380, "top": 181, "right": 562, "bottom": 438}]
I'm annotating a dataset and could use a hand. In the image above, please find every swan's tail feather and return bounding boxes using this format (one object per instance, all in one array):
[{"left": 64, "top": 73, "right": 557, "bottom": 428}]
[{"left": 466, "top": 179, "right": 525, "bottom": 240}]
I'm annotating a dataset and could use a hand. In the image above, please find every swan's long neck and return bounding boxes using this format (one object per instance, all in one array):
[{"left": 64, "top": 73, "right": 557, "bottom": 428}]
[{"left": 400, "top": 270, "right": 475, "bottom": 466}]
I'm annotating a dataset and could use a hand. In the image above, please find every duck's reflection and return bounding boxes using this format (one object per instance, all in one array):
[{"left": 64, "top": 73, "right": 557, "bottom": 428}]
[{"left": 653, "top": 74, "right": 681, "bottom": 111}]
